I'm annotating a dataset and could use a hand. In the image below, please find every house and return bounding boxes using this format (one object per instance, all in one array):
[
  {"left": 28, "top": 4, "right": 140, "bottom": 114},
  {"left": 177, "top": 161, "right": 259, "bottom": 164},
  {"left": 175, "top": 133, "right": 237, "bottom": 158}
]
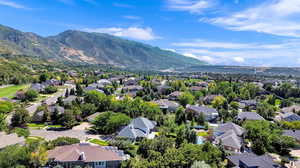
[
  {"left": 157, "top": 85, "right": 172, "bottom": 95},
  {"left": 195, "top": 81, "right": 208, "bottom": 87},
  {"left": 118, "top": 117, "right": 156, "bottom": 141},
  {"left": 85, "top": 86, "right": 105, "bottom": 93},
  {"left": 168, "top": 91, "right": 183, "bottom": 101},
  {"left": 32, "top": 104, "right": 64, "bottom": 122},
  {"left": 281, "top": 112, "right": 300, "bottom": 122},
  {"left": 202, "top": 95, "right": 218, "bottom": 105},
  {"left": 186, "top": 105, "right": 219, "bottom": 121},
  {"left": 190, "top": 86, "right": 205, "bottom": 92},
  {"left": 86, "top": 83, "right": 106, "bottom": 91},
  {"left": 30, "top": 83, "right": 46, "bottom": 92},
  {"left": 153, "top": 99, "right": 179, "bottom": 112},
  {"left": 68, "top": 70, "right": 78, "bottom": 77},
  {"left": 283, "top": 130, "right": 300, "bottom": 143},
  {"left": 123, "top": 77, "right": 138, "bottom": 86},
  {"left": 239, "top": 100, "right": 257, "bottom": 110},
  {"left": 236, "top": 112, "right": 265, "bottom": 121},
  {"left": 214, "top": 122, "right": 245, "bottom": 153},
  {"left": 227, "top": 152, "right": 279, "bottom": 168},
  {"left": 122, "top": 85, "right": 143, "bottom": 97},
  {"left": 281, "top": 105, "right": 300, "bottom": 114},
  {"left": 48, "top": 143, "right": 124, "bottom": 168},
  {"left": 97, "top": 79, "right": 112, "bottom": 86},
  {"left": 44, "top": 79, "right": 61, "bottom": 86}
]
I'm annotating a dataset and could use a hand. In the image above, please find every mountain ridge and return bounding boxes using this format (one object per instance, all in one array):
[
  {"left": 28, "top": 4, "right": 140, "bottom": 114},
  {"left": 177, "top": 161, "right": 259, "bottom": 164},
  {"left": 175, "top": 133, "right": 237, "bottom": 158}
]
[{"left": 0, "top": 24, "right": 207, "bottom": 70}]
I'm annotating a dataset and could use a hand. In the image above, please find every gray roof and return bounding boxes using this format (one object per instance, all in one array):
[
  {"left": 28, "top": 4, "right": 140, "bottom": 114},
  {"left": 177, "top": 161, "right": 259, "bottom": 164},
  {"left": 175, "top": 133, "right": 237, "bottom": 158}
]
[
  {"left": 239, "top": 100, "right": 257, "bottom": 107},
  {"left": 186, "top": 105, "right": 218, "bottom": 116},
  {"left": 281, "top": 105, "right": 300, "bottom": 113},
  {"left": 282, "top": 112, "right": 300, "bottom": 122},
  {"left": 118, "top": 125, "right": 147, "bottom": 139},
  {"left": 154, "top": 99, "right": 179, "bottom": 109},
  {"left": 118, "top": 117, "right": 156, "bottom": 139},
  {"left": 30, "top": 83, "right": 46, "bottom": 92},
  {"left": 227, "top": 153, "right": 279, "bottom": 168},
  {"left": 283, "top": 130, "right": 300, "bottom": 141},
  {"left": 215, "top": 130, "right": 242, "bottom": 149},
  {"left": 97, "top": 79, "right": 112, "bottom": 85},
  {"left": 215, "top": 122, "right": 245, "bottom": 136},
  {"left": 237, "top": 112, "right": 265, "bottom": 121},
  {"left": 130, "top": 117, "right": 156, "bottom": 130}
]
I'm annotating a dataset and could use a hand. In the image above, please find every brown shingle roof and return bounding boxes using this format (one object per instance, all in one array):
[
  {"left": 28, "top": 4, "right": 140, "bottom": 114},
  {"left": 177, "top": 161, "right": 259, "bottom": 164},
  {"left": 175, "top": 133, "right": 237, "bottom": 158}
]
[{"left": 48, "top": 144, "right": 123, "bottom": 162}]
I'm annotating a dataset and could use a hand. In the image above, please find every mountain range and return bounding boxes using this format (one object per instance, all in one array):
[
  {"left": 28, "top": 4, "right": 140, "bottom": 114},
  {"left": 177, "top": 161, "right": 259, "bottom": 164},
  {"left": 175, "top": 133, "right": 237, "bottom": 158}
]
[{"left": 0, "top": 24, "right": 206, "bottom": 70}]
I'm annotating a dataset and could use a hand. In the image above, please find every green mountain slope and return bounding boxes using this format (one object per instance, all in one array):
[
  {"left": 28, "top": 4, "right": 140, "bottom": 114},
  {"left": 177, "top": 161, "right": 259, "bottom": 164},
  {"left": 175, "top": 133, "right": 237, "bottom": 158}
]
[{"left": 0, "top": 24, "right": 206, "bottom": 70}]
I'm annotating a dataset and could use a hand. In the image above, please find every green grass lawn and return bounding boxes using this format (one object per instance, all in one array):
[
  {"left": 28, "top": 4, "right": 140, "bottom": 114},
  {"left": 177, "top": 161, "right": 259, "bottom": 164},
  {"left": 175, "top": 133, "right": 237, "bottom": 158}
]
[
  {"left": 197, "top": 131, "right": 209, "bottom": 137},
  {"left": 0, "top": 84, "right": 30, "bottom": 98},
  {"left": 26, "top": 136, "right": 45, "bottom": 144},
  {"left": 89, "top": 139, "right": 109, "bottom": 146},
  {"left": 27, "top": 123, "right": 63, "bottom": 129}
]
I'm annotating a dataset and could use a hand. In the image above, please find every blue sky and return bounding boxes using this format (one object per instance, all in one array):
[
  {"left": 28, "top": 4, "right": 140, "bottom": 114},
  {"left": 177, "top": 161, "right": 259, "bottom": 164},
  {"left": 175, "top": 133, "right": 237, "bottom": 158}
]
[{"left": 1, "top": 0, "right": 300, "bottom": 67}]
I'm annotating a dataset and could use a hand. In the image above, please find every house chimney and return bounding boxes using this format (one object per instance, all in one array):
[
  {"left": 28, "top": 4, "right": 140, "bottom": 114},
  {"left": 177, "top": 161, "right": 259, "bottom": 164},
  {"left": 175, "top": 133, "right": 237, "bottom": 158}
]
[{"left": 78, "top": 152, "right": 86, "bottom": 161}]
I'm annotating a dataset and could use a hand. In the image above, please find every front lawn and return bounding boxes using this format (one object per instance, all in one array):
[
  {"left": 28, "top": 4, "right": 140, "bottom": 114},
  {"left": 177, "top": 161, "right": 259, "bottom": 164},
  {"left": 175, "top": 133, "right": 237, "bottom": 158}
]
[
  {"left": 0, "top": 84, "right": 30, "bottom": 98},
  {"left": 89, "top": 139, "right": 109, "bottom": 146},
  {"left": 27, "top": 123, "right": 63, "bottom": 129},
  {"left": 197, "top": 131, "right": 209, "bottom": 137}
]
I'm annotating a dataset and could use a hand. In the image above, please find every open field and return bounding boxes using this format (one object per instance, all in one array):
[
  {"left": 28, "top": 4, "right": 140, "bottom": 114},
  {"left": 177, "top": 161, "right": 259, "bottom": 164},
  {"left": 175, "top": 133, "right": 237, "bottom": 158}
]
[{"left": 0, "top": 84, "right": 30, "bottom": 98}]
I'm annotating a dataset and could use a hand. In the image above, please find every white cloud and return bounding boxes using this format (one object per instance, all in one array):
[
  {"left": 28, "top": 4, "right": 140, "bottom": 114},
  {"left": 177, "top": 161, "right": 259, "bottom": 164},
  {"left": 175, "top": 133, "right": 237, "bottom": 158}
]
[
  {"left": 0, "top": 0, "right": 28, "bottom": 9},
  {"left": 123, "top": 15, "right": 141, "bottom": 20},
  {"left": 83, "top": 27, "right": 161, "bottom": 41},
  {"left": 173, "top": 39, "right": 300, "bottom": 50},
  {"left": 207, "top": 0, "right": 300, "bottom": 37},
  {"left": 164, "top": 48, "right": 177, "bottom": 52},
  {"left": 113, "top": 3, "right": 133, "bottom": 8},
  {"left": 165, "top": 0, "right": 214, "bottom": 14},
  {"left": 173, "top": 39, "right": 300, "bottom": 66},
  {"left": 183, "top": 52, "right": 198, "bottom": 58},
  {"left": 233, "top": 57, "right": 245, "bottom": 63},
  {"left": 199, "top": 56, "right": 216, "bottom": 63}
]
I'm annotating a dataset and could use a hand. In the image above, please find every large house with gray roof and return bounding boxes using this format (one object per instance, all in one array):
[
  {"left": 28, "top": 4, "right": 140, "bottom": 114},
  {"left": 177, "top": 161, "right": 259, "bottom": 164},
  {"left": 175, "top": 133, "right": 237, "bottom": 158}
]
[
  {"left": 281, "top": 112, "right": 300, "bottom": 122},
  {"left": 186, "top": 105, "right": 219, "bottom": 122},
  {"left": 118, "top": 117, "right": 156, "bottom": 141},
  {"left": 227, "top": 152, "right": 279, "bottom": 168},
  {"left": 153, "top": 99, "right": 179, "bottom": 112},
  {"left": 237, "top": 112, "right": 265, "bottom": 121},
  {"left": 214, "top": 122, "right": 245, "bottom": 153}
]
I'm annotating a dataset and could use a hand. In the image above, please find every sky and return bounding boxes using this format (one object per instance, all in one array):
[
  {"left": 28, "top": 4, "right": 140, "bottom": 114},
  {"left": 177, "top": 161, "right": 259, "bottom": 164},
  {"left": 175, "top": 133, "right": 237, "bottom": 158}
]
[{"left": 1, "top": 0, "right": 300, "bottom": 67}]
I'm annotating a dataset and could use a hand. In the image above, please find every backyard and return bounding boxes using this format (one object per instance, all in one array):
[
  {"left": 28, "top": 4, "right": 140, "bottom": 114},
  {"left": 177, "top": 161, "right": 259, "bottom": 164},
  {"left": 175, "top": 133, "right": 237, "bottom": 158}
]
[{"left": 0, "top": 84, "right": 30, "bottom": 98}]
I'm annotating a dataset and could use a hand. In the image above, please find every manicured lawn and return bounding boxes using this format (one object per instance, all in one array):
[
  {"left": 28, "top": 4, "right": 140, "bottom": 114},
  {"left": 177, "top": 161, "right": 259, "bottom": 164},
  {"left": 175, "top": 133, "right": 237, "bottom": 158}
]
[
  {"left": 26, "top": 136, "right": 45, "bottom": 143},
  {"left": 27, "top": 123, "right": 63, "bottom": 129},
  {"left": 0, "top": 84, "right": 30, "bottom": 98},
  {"left": 89, "top": 139, "right": 109, "bottom": 146},
  {"left": 27, "top": 123, "right": 46, "bottom": 129},
  {"left": 197, "top": 131, "right": 209, "bottom": 137}
]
